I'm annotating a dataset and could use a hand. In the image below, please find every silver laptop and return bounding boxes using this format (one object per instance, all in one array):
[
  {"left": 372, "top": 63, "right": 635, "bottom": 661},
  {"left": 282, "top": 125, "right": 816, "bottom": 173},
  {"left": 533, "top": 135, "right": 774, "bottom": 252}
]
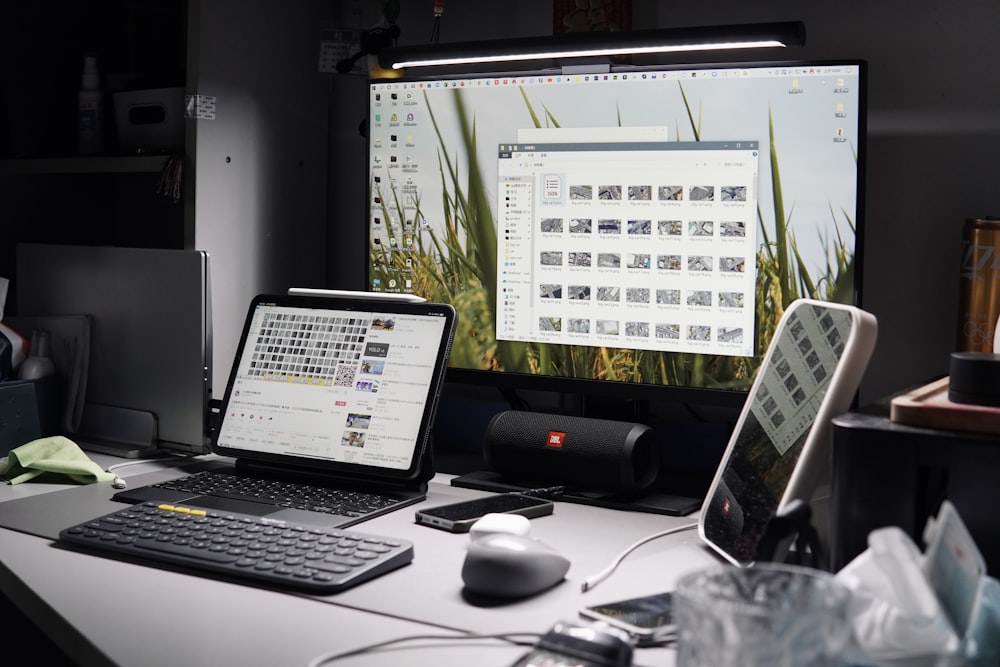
[{"left": 16, "top": 243, "right": 212, "bottom": 457}]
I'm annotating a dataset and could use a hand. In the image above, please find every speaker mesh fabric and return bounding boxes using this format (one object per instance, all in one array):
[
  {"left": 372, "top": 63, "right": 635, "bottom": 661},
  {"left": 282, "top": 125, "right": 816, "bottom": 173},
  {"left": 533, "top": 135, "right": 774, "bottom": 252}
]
[{"left": 483, "top": 411, "right": 659, "bottom": 492}]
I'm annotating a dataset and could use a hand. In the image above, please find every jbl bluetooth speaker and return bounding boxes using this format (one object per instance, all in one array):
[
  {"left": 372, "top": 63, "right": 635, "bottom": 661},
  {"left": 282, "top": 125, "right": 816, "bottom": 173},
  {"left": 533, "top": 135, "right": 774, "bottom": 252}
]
[{"left": 483, "top": 411, "right": 660, "bottom": 493}]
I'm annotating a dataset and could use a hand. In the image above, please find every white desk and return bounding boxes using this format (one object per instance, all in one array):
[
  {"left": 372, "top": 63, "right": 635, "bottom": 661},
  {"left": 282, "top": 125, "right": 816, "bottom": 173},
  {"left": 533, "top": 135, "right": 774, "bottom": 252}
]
[{"left": 0, "top": 453, "right": 720, "bottom": 666}]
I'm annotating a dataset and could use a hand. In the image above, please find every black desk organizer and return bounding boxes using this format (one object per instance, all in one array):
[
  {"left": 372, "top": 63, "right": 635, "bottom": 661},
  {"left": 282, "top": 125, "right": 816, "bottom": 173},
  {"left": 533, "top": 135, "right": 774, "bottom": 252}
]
[
  {"left": 830, "top": 403, "right": 1000, "bottom": 574},
  {"left": 450, "top": 470, "right": 702, "bottom": 516}
]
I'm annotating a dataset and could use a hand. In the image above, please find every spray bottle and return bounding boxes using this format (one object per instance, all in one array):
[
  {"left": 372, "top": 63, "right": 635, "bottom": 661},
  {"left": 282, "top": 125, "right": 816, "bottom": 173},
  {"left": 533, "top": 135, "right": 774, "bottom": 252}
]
[{"left": 78, "top": 54, "right": 104, "bottom": 155}]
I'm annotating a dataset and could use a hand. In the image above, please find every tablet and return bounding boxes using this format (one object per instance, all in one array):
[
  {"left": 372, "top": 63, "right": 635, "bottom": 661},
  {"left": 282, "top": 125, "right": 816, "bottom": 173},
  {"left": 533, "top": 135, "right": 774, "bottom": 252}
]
[{"left": 699, "top": 299, "right": 877, "bottom": 566}]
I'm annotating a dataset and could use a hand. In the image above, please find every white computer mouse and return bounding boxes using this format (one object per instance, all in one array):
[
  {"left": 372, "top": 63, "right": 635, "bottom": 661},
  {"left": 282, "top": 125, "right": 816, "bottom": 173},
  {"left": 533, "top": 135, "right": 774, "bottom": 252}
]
[
  {"left": 461, "top": 533, "right": 570, "bottom": 598},
  {"left": 468, "top": 512, "right": 532, "bottom": 540}
]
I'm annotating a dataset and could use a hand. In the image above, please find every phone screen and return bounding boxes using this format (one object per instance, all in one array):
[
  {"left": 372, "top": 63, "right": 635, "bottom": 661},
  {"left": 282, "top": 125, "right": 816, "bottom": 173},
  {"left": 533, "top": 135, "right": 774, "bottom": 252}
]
[{"left": 582, "top": 591, "right": 675, "bottom": 638}]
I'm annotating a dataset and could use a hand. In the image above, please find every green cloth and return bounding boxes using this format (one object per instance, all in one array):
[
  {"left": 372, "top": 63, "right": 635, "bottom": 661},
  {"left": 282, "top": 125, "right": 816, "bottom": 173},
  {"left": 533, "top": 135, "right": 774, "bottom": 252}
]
[{"left": 0, "top": 435, "right": 115, "bottom": 485}]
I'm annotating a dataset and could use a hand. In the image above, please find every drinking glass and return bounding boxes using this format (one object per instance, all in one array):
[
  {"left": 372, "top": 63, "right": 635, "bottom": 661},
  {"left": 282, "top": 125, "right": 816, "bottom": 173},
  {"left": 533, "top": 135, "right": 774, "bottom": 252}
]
[{"left": 673, "top": 562, "right": 852, "bottom": 666}]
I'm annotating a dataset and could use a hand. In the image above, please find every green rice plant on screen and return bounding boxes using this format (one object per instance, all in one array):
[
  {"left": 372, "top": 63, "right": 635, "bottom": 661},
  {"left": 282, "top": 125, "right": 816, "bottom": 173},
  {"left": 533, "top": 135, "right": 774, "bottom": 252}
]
[{"left": 368, "top": 84, "right": 856, "bottom": 392}]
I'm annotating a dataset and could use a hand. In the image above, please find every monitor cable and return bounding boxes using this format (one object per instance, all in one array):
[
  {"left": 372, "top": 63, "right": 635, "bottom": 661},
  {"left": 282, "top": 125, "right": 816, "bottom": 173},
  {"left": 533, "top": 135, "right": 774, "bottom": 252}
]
[
  {"left": 429, "top": 0, "right": 443, "bottom": 43},
  {"left": 580, "top": 521, "right": 699, "bottom": 593},
  {"left": 519, "top": 485, "right": 566, "bottom": 500},
  {"left": 498, "top": 386, "right": 531, "bottom": 411}
]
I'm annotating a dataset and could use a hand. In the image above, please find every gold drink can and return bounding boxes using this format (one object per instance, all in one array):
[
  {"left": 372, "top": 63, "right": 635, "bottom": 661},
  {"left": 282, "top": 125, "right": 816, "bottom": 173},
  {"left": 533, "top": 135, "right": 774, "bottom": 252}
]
[{"left": 957, "top": 217, "right": 1000, "bottom": 352}]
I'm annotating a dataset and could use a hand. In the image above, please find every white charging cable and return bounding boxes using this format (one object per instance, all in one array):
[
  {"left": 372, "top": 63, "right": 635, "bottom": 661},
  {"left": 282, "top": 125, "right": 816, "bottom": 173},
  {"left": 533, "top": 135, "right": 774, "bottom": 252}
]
[
  {"left": 581, "top": 522, "right": 699, "bottom": 592},
  {"left": 105, "top": 453, "right": 186, "bottom": 489}
]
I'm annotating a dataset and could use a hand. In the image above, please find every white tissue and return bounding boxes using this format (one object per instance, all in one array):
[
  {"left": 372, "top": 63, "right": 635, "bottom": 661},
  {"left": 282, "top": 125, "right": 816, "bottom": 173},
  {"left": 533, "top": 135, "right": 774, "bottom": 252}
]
[{"left": 836, "top": 527, "right": 961, "bottom": 665}]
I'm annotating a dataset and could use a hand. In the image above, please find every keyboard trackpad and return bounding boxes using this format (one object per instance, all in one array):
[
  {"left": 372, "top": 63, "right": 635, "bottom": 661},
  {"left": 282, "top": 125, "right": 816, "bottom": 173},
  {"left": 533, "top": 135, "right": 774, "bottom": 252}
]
[{"left": 186, "top": 495, "right": 271, "bottom": 516}]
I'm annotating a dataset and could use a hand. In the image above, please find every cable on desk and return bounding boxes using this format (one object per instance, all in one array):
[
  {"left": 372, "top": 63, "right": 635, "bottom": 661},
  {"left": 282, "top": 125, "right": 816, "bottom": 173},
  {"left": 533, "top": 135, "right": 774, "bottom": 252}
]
[
  {"left": 105, "top": 451, "right": 190, "bottom": 489},
  {"left": 306, "top": 631, "right": 540, "bottom": 666},
  {"left": 580, "top": 522, "right": 699, "bottom": 593},
  {"left": 519, "top": 485, "right": 565, "bottom": 499}
]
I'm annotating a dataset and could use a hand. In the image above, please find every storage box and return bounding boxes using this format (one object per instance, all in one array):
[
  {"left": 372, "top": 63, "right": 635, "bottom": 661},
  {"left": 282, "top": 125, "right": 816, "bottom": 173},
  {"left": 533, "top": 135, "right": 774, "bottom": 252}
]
[
  {"left": 830, "top": 405, "right": 1000, "bottom": 574},
  {"left": 113, "top": 87, "right": 185, "bottom": 154}
]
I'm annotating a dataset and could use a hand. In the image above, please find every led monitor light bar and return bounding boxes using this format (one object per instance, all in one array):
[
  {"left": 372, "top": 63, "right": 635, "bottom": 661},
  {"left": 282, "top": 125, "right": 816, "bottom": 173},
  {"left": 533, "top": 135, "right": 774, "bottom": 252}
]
[{"left": 379, "top": 21, "right": 806, "bottom": 70}]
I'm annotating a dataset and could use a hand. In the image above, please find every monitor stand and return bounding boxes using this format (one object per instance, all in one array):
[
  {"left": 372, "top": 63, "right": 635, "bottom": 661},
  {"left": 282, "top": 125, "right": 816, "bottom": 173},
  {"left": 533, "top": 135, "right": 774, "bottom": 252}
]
[
  {"left": 73, "top": 403, "right": 163, "bottom": 459},
  {"left": 580, "top": 394, "right": 651, "bottom": 423}
]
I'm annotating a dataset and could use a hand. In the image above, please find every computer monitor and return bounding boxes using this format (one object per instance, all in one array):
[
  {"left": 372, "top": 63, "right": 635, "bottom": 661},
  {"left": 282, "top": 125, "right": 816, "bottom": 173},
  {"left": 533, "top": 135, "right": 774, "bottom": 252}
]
[{"left": 365, "top": 60, "right": 866, "bottom": 409}]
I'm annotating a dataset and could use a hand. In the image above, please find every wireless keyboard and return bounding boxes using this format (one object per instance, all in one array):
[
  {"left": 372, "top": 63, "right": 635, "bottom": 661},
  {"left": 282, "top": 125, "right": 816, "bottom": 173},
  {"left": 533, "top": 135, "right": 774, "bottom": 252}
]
[{"left": 59, "top": 501, "right": 414, "bottom": 594}]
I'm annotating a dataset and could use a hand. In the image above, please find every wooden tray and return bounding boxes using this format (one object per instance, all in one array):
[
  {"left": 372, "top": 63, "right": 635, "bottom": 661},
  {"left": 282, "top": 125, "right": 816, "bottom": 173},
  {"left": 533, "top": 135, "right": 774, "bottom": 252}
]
[{"left": 890, "top": 376, "right": 1000, "bottom": 435}]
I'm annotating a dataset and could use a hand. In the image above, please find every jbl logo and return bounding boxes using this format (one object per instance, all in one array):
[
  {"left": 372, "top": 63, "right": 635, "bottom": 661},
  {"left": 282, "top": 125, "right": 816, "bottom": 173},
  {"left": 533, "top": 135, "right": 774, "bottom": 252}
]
[{"left": 546, "top": 431, "right": 566, "bottom": 449}]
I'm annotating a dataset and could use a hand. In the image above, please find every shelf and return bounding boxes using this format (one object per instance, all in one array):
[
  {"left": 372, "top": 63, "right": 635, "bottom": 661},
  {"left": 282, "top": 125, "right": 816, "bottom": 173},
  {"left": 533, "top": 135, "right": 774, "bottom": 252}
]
[{"left": 0, "top": 155, "right": 171, "bottom": 175}]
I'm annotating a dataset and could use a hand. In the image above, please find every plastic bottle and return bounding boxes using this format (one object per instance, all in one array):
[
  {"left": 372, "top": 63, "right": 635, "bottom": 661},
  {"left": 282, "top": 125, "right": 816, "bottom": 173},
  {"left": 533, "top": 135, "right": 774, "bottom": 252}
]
[
  {"left": 78, "top": 54, "right": 104, "bottom": 155},
  {"left": 17, "top": 329, "right": 56, "bottom": 380}
]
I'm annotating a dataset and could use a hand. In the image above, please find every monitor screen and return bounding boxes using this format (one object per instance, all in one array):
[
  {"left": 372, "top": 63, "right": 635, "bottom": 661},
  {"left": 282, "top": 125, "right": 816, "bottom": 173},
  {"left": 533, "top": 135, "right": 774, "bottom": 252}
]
[{"left": 366, "top": 60, "right": 866, "bottom": 405}]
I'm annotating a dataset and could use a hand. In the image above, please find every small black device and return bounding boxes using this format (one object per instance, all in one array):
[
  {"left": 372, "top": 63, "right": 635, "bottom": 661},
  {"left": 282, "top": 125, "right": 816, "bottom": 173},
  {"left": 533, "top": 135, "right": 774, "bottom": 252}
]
[
  {"left": 414, "top": 493, "right": 554, "bottom": 533},
  {"left": 511, "top": 619, "right": 634, "bottom": 667},
  {"left": 579, "top": 591, "right": 676, "bottom": 646}
]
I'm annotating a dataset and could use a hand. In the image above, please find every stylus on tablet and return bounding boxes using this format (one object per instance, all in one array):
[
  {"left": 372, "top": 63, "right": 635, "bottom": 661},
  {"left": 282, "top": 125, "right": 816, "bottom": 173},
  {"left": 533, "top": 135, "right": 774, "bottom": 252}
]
[{"left": 287, "top": 288, "right": 426, "bottom": 303}]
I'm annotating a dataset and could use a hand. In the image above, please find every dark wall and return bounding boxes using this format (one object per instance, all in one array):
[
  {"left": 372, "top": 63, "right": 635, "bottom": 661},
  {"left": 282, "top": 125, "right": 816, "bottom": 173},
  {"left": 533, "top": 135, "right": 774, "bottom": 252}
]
[{"left": 2, "top": 1, "right": 186, "bottom": 159}]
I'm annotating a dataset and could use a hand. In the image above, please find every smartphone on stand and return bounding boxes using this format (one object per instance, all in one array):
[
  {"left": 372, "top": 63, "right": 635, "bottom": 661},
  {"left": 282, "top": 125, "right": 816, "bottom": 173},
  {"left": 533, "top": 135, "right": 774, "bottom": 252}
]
[{"left": 414, "top": 493, "right": 554, "bottom": 533}]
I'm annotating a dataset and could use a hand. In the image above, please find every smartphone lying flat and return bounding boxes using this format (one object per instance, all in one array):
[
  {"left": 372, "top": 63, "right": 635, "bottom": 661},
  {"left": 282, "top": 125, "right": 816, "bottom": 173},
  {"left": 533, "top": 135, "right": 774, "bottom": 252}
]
[
  {"left": 414, "top": 493, "right": 554, "bottom": 533},
  {"left": 579, "top": 591, "right": 676, "bottom": 646}
]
